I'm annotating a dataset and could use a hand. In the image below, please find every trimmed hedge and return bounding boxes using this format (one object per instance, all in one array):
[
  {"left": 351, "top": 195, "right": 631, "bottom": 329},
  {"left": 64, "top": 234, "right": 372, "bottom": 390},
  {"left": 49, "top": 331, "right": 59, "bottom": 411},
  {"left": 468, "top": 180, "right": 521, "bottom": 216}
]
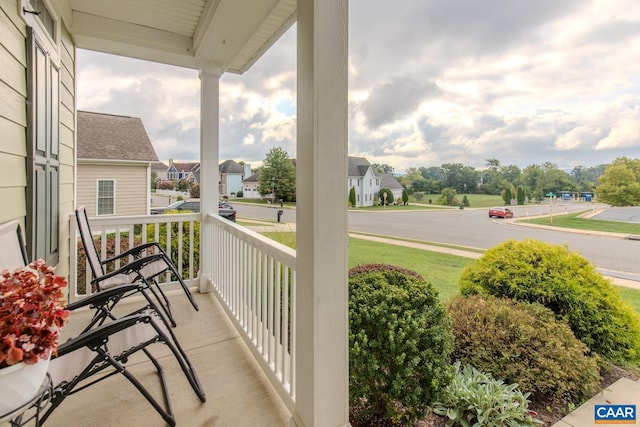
[
  {"left": 448, "top": 295, "right": 600, "bottom": 403},
  {"left": 459, "top": 239, "right": 640, "bottom": 364},
  {"left": 349, "top": 264, "right": 453, "bottom": 426}
]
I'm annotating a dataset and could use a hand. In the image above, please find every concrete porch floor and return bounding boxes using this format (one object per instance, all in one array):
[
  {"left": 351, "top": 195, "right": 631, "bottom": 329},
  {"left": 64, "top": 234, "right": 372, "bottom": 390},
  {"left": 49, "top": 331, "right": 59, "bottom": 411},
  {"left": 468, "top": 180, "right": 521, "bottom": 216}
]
[{"left": 43, "top": 289, "right": 291, "bottom": 426}]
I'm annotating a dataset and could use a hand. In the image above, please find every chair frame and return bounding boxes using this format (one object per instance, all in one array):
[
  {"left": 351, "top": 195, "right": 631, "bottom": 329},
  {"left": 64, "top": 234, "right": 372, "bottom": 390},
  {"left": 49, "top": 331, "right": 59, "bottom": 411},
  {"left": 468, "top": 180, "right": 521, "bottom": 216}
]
[
  {"left": 41, "top": 309, "right": 206, "bottom": 426},
  {"left": 0, "top": 219, "right": 206, "bottom": 426},
  {"left": 75, "top": 206, "right": 199, "bottom": 326}
]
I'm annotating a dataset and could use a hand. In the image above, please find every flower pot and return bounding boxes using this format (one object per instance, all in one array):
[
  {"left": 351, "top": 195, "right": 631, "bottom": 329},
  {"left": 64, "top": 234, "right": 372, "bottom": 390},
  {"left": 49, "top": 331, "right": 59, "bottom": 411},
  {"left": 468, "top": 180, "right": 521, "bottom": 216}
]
[{"left": 0, "top": 358, "right": 50, "bottom": 418}]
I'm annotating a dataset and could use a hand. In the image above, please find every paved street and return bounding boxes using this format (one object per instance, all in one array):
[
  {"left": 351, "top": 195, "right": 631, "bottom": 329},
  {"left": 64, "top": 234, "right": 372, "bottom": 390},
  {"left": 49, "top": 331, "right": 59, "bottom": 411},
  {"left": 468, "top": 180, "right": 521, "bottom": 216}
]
[{"left": 233, "top": 201, "right": 640, "bottom": 276}]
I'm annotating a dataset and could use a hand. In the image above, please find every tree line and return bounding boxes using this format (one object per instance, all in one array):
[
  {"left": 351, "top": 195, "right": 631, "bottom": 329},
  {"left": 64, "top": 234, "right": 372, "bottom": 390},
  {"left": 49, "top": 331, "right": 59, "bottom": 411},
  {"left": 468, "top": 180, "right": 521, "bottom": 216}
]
[{"left": 394, "top": 157, "right": 640, "bottom": 206}]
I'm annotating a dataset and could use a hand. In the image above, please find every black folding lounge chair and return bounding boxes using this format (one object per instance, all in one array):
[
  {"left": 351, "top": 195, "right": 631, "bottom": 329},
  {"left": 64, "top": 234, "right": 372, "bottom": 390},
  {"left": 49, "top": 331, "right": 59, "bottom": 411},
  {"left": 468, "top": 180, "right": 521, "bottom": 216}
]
[
  {"left": 42, "top": 308, "right": 206, "bottom": 426},
  {"left": 0, "top": 220, "right": 206, "bottom": 426},
  {"left": 75, "top": 206, "right": 199, "bottom": 326},
  {"left": 0, "top": 219, "right": 170, "bottom": 333}
]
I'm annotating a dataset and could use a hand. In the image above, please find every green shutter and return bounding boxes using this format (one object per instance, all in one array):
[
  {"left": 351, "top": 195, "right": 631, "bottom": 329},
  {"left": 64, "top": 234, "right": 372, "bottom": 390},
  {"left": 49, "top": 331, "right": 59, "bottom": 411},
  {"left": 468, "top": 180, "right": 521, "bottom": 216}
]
[{"left": 26, "top": 27, "right": 59, "bottom": 265}]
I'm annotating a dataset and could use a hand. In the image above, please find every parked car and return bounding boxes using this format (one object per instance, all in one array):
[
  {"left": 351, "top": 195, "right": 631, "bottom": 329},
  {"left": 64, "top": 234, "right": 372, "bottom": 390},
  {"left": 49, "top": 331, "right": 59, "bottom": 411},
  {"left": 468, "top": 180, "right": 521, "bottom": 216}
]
[
  {"left": 151, "top": 199, "right": 237, "bottom": 222},
  {"left": 488, "top": 207, "right": 513, "bottom": 218}
]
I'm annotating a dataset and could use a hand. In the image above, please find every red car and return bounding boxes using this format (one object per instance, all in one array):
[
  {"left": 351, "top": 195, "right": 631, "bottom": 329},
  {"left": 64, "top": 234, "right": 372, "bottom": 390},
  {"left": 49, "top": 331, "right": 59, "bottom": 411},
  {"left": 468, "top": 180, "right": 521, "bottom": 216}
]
[{"left": 488, "top": 207, "right": 513, "bottom": 218}]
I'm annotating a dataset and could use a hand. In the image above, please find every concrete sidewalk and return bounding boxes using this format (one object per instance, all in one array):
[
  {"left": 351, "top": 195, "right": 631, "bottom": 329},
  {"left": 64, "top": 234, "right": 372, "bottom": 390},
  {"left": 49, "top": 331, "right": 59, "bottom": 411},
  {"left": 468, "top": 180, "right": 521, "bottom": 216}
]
[
  {"left": 347, "top": 232, "right": 640, "bottom": 290},
  {"left": 552, "top": 378, "right": 640, "bottom": 427}
]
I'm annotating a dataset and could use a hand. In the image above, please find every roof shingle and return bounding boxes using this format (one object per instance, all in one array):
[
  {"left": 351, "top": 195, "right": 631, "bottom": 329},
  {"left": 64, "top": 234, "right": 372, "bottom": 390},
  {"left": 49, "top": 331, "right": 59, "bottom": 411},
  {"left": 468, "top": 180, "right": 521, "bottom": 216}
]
[{"left": 77, "top": 111, "right": 158, "bottom": 162}]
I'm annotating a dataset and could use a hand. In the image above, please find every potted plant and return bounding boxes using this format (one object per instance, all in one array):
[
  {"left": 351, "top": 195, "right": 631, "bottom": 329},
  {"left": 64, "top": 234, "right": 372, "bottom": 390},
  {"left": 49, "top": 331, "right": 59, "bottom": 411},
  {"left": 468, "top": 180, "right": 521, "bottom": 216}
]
[{"left": 0, "top": 259, "right": 69, "bottom": 416}]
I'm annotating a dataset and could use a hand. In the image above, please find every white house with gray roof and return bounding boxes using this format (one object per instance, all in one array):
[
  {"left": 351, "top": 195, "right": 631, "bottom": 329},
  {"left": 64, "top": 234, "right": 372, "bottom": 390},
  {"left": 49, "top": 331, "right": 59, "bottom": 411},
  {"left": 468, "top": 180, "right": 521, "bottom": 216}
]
[
  {"left": 77, "top": 111, "right": 159, "bottom": 216},
  {"left": 348, "top": 156, "right": 382, "bottom": 207}
]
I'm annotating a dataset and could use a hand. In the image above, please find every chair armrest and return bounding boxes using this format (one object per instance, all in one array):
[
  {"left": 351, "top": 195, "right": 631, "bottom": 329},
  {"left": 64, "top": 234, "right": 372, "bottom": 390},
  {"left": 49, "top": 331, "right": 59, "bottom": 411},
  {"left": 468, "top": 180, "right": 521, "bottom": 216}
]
[
  {"left": 102, "top": 242, "right": 166, "bottom": 264},
  {"left": 91, "top": 253, "right": 167, "bottom": 287},
  {"left": 56, "top": 314, "right": 153, "bottom": 357},
  {"left": 65, "top": 283, "right": 143, "bottom": 312}
]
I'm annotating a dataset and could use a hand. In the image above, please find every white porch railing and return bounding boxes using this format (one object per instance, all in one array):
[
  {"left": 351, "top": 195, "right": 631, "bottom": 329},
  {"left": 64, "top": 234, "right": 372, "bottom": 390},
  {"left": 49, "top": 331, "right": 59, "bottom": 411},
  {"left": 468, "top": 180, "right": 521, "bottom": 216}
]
[
  {"left": 70, "top": 212, "right": 297, "bottom": 410},
  {"left": 205, "top": 213, "right": 297, "bottom": 410},
  {"left": 69, "top": 213, "right": 200, "bottom": 301}
]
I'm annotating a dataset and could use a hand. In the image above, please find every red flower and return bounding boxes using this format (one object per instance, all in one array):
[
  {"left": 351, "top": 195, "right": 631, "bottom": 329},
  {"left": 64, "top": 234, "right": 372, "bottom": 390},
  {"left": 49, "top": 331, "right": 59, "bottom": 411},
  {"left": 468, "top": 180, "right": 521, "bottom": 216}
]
[{"left": 0, "top": 260, "right": 69, "bottom": 368}]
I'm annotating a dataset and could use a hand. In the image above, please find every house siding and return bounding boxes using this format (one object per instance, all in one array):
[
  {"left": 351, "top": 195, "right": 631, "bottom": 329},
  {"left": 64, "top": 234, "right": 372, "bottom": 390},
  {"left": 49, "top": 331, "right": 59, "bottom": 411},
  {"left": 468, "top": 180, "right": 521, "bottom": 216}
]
[
  {"left": 0, "top": 0, "right": 28, "bottom": 225},
  {"left": 77, "top": 163, "right": 149, "bottom": 217},
  {"left": 0, "top": 1, "right": 75, "bottom": 277},
  {"left": 58, "top": 24, "right": 76, "bottom": 279}
]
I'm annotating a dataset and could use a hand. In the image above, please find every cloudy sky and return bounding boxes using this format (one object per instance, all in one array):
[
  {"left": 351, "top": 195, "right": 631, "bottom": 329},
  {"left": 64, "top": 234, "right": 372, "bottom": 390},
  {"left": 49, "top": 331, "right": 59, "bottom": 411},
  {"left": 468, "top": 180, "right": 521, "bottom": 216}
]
[{"left": 77, "top": 0, "right": 640, "bottom": 173}]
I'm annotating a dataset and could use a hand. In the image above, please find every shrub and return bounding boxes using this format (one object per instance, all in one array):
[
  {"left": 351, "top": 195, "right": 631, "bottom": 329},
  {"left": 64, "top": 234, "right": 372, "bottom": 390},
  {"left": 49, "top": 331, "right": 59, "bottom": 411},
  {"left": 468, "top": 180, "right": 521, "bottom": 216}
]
[
  {"left": 349, "top": 186, "right": 356, "bottom": 207},
  {"left": 459, "top": 239, "right": 640, "bottom": 364},
  {"left": 433, "top": 362, "right": 542, "bottom": 427},
  {"left": 448, "top": 295, "right": 600, "bottom": 404},
  {"left": 146, "top": 218, "right": 200, "bottom": 280},
  {"left": 439, "top": 187, "right": 459, "bottom": 206},
  {"left": 462, "top": 195, "right": 470, "bottom": 207},
  {"left": 349, "top": 264, "right": 453, "bottom": 426},
  {"left": 378, "top": 188, "right": 394, "bottom": 206},
  {"left": 236, "top": 189, "right": 243, "bottom": 198},
  {"left": 190, "top": 183, "right": 200, "bottom": 198},
  {"left": 156, "top": 180, "right": 175, "bottom": 190}
]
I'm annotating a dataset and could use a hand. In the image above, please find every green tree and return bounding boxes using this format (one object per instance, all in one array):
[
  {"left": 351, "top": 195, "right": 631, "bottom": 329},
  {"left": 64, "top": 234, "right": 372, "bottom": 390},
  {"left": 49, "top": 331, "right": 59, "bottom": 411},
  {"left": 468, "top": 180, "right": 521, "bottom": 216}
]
[
  {"left": 462, "top": 194, "right": 470, "bottom": 207},
  {"left": 402, "top": 188, "right": 409, "bottom": 205},
  {"left": 378, "top": 188, "right": 394, "bottom": 206},
  {"left": 349, "top": 186, "right": 357, "bottom": 207},
  {"left": 372, "top": 163, "right": 395, "bottom": 174},
  {"left": 176, "top": 179, "right": 191, "bottom": 192},
  {"left": 151, "top": 170, "right": 158, "bottom": 190},
  {"left": 596, "top": 157, "right": 640, "bottom": 206},
  {"left": 257, "top": 147, "right": 297, "bottom": 202},
  {"left": 189, "top": 183, "right": 200, "bottom": 198},
  {"left": 516, "top": 186, "right": 525, "bottom": 205},
  {"left": 502, "top": 186, "right": 512, "bottom": 204},
  {"left": 438, "top": 187, "right": 459, "bottom": 206}
]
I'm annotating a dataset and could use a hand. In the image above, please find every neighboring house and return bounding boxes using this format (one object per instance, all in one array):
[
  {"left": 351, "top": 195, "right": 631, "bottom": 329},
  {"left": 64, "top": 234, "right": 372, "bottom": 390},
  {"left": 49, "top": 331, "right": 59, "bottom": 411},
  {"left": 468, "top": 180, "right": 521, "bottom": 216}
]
[
  {"left": 219, "top": 160, "right": 251, "bottom": 196},
  {"left": 77, "top": 111, "right": 159, "bottom": 217},
  {"left": 348, "top": 156, "right": 381, "bottom": 207},
  {"left": 381, "top": 172, "right": 405, "bottom": 203},
  {"left": 167, "top": 159, "right": 200, "bottom": 182},
  {"left": 151, "top": 161, "right": 169, "bottom": 182},
  {"left": 242, "top": 172, "right": 261, "bottom": 199}
]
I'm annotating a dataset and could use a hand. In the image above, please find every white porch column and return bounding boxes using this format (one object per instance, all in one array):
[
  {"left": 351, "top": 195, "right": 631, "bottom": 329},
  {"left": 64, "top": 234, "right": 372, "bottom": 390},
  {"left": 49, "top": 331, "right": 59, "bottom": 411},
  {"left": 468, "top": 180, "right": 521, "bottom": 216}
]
[
  {"left": 294, "top": 0, "right": 350, "bottom": 426},
  {"left": 198, "top": 66, "right": 221, "bottom": 293}
]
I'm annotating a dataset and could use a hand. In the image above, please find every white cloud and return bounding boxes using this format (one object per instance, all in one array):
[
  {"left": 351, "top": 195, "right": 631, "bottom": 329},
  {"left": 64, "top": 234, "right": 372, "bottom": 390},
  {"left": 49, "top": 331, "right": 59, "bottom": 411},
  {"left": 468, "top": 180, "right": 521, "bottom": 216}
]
[
  {"left": 77, "top": 0, "right": 640, "bottom": 172},
  {"left": 596, "top": 105, "right": 640, "bottom": 149}
]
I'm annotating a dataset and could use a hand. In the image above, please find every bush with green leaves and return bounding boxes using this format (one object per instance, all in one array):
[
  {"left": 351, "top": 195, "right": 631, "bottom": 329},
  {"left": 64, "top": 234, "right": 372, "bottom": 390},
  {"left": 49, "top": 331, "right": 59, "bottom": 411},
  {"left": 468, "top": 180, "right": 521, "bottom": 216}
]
[
  {"left": 459, "top": 239, "right": 640, "bottom": 364},
  {"left": 146, "top": 216, "right": 200, "bottom": 279},
  {"left": 349, "top": 264, "right": 454, "bottom": 426},
  {"left": 433, "top": 362, "right": 542, "bottom": 427},
  {"left": 448, "top": 295, "right": 600, "bottom": 403},
  {"left": 378, "top": 188, "right": 394, "bottom": 205}
]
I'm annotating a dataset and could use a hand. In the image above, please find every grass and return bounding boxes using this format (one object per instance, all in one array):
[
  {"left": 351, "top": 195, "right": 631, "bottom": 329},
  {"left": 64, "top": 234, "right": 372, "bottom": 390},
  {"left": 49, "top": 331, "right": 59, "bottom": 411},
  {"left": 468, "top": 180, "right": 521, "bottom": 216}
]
[
  {"left": 618, "top": 287, "right": 640, "bottom": 314},
  {"left": 260, "top": 231, "right": 640, "bottom": 312},
  {"left": 409, "top": 194, "right": 508, "bottom": 208},
  {"left": 230, "top": 198, "right": 296, "bottom": 208},
  {"left": 348, "top": 237, "right": 472, "bottom": 302},
  {"left": 350, "top": 204, "right": 446, "bottom": 211},
  {"left": 349, "top": 231, "right": 485, "bottom": 253},
  {"left": 520, "top": 211, "right": 640, "bottom": 235}
]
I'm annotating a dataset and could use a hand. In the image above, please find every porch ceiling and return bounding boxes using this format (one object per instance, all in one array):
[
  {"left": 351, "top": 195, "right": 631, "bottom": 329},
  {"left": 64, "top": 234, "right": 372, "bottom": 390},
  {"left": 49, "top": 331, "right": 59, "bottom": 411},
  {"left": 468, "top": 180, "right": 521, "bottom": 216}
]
[{"left": 56, "top": 0, "right": 296, "bottom": 73}]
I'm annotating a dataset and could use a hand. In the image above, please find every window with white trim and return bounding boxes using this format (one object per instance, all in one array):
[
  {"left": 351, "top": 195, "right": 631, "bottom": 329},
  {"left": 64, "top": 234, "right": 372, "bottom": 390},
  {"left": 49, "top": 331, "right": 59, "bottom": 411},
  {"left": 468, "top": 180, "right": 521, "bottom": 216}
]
[{"left": 97, "top": 180, "right": 115, "bottom": 216}]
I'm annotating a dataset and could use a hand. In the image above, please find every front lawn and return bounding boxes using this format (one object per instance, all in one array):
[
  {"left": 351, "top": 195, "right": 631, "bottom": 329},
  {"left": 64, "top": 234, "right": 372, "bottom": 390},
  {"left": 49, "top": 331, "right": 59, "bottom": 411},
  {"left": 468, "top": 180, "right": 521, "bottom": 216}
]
[
  {"left": 521, "top": 211, "right": 640, "bottom": 235},
  {"left": 260, "top": 231, "right": 640, "bottom": 313}
]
